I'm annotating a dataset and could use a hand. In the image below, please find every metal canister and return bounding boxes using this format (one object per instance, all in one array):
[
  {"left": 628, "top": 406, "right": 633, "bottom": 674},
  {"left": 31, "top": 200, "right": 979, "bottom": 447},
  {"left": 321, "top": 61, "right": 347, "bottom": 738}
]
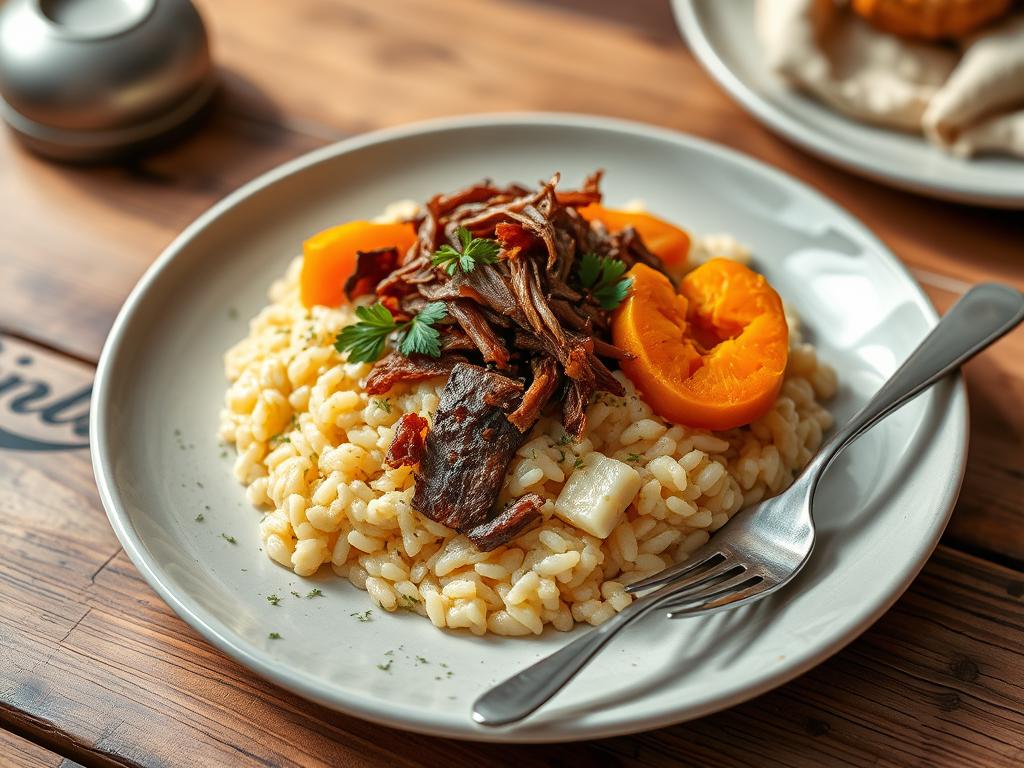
[{"left": 0, "top": 0, "right": 216, "bottom": 161}]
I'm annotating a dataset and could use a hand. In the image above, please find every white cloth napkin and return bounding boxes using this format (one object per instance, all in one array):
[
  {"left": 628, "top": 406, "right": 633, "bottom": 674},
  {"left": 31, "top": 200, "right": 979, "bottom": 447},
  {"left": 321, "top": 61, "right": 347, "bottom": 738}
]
[{"left": 755, "top": 0, "right": 1024, "bottom": 158}]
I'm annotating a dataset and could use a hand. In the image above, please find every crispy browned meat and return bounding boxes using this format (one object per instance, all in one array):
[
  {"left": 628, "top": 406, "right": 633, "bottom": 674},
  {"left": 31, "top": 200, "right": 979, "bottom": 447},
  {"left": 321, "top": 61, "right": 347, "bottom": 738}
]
[
  {"left": 385, "top": 413, "right": 428, "bottom": 468},
  {"left": 465, "top": 493, "right": 545, "bottom": 551},
  {"left": 413, "top": 364, "right": 526, "bottom": 532},
  {"left": 507, "top": 356, "right": 559, "bottom": 432},
  {"left": 446, "top": 300, "right": 511, "bottom": 370},
  {"left": 345, "top": 247, "right": 401, "bottom": 301},
  {"left": 365, "top": 352, "right": 467, "bottom": 395}
]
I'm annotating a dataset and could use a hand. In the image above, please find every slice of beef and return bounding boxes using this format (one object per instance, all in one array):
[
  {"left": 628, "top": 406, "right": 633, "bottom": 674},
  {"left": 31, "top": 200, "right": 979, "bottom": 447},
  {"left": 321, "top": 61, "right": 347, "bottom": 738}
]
[
  {"left": 465, "top": 493, "right": 545, "bottom": 551},
  {"left": 413, "top": 364, "right": 526, "bottom": 532},
  {"left": 345, "top": 247, "right": 401, "bottom": 301},
  {"left": 507, "top": 356, "right": 559, "bottom": 432},
  {"left": 365, "top": 352, "right": 467, "bottom": 395},
  {"left": 385, "top": 413, "right": 428, "bottom": 468}
]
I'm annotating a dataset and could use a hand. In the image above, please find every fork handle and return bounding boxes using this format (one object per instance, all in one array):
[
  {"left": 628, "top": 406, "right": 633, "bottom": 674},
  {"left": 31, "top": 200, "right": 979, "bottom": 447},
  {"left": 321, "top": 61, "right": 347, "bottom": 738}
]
[
  {"left": 472, "top": 584, "right": 678, "bottom": 726},
  {"left": 815, "top": 283, "right": 1024, "bottom": 473}
]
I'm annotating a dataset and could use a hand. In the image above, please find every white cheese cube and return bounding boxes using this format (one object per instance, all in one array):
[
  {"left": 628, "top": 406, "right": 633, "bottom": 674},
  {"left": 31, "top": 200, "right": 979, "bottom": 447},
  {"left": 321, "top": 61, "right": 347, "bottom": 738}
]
[{"left": 554, "top": 454, "right": 642, "bottom": 539}]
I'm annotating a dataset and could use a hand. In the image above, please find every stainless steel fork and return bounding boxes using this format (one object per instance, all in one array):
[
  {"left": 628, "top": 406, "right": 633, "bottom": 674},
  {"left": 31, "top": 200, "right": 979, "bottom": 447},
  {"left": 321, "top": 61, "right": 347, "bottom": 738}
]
[{"left": 473, "top": 282, "right": 1024, "bottom": 727}]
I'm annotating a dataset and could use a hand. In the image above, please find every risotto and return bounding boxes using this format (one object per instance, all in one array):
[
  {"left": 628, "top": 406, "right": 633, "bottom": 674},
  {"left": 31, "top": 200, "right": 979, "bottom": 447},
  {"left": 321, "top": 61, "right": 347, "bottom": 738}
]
[{"left": 218, "top": 229, "right": 837, "bottom": 637}]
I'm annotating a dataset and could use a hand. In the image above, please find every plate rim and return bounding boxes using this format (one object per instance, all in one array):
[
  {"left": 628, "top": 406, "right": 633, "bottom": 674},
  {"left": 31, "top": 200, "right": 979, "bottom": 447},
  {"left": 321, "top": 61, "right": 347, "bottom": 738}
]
[
  {"left": 90, "top": 111, "right": 969, "bottom": 742},
  {"left": 673, "top": 0, "right": 1024, "bottom": 209}
]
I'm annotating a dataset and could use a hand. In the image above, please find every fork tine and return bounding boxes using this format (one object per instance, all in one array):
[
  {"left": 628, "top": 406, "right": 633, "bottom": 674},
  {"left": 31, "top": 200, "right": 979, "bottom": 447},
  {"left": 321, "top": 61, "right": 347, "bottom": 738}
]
[
  {"left": 664, "top": 574, "right": 766, "bottom": 619},
  {"left": 655, "top": 562, "right": 747, "bottom": 601},
  {"left": 624, "top": 546, "right": 726, "bottom": 593}
]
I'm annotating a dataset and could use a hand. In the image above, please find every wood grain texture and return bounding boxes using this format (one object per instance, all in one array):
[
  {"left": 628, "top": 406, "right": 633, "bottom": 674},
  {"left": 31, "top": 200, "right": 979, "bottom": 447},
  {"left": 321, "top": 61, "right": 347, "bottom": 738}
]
[
  {"left": 0, "top": 728, "right": 83, "bottom": 768},
  {"left": 0, "top": 0, "right": 1023, "bottom": 764}
]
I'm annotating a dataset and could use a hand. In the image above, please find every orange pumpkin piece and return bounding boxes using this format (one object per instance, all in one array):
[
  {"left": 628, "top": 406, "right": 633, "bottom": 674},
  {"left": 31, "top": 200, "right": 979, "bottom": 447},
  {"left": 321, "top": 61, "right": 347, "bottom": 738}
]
[
  {"left": 612, "top": 259, "right": 788, "bottom": 430},
  {"left": 300, "top": 221, "right": 418, "bottom": 308},
  {"left": 579, "top": 204, "right": 691, "bottom": 268}
]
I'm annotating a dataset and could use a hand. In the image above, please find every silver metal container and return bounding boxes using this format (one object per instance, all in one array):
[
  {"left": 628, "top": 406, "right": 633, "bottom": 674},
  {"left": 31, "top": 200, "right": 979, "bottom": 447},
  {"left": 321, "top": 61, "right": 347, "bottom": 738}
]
[{"left": 0, "top": 0, "right": 216, "bottom": 161}]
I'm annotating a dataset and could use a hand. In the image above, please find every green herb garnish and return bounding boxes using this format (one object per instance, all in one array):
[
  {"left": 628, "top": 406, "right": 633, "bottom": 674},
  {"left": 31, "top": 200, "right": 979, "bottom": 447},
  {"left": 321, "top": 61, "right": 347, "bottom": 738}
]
[
  {"left": 626, "top": 453, "right": 643, "bottom": 464},
  {"left": 334, "top": 302, "right": 447, "bottom": 363},
  {"left": 431, "top": 227, "right": 501, "bottom": 275},
  {"left": 266, "top": 594, "right": 281, "bottom": 606},
  {"left": 194, "top": 513, "right": 204, "bottom": 522},
  {"left": 377, "top": 659, "right": 394, "bottom": 672},
  {"left": 351, "top": 610, "right": 374, "bottom": 623},
  {"left": 221, "top": 533, "right": 237, "bottom": 544},
  {"left": 306, "top": 588, "right": 323, "bottom": 599},
  {"left": 578, "top": 252, "right": 633, "bottom": 310},
  {"left": 290, "top": 591, "right": 301, "bottom": 598},
  {"left": 573, "top": 458, "right": 584, "bottom": 469},
  {"left": 268, "top": 632, "right": 281, "bottom": 640},
  {"left": 372, "top": 398, "right": 392, "bottom": 414}
]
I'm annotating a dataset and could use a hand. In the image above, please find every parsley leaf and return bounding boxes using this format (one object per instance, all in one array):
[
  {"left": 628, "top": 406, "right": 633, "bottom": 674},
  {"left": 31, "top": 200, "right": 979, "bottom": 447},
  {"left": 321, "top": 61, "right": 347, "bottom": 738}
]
[
  {"left": 334, "top": 302, "right": 447, "bottom": 363},
  {"left": 333, "top": 303, "right": 396, "bottom": 363},
  {"left": 431, "top": 227, "right": 501, "bottom": 275},
  {"left": 577, "top": 252, "right": 634, "bottom": 310},
  {"left": 397, "top": 301, "right": 447, "bottom": 358}
]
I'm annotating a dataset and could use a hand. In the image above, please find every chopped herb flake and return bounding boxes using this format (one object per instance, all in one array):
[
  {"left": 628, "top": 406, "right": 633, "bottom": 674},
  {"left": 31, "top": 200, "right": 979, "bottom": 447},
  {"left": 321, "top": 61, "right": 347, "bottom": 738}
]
[
  {"left": 351, "top": 610, "right": 373, "bottom": 623},
  {"left": 268, "top": 632, "right": 281, "bottom": 640},
  {"left": 194, "top": 513, "right": 204, "bottom": 522},
  {"left": 377, "top": 659, "right": 393, "bottom": 672},
  {"left": 306, "top": 588, "right": 323, "bottom": 599},
  {"left": 220, "top": 533, "right": 237, "bottom": 544}
]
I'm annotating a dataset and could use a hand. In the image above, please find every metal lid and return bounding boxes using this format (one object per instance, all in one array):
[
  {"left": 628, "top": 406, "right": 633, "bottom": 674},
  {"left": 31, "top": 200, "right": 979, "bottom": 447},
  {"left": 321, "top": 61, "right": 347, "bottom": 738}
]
[{"left": 0, "top": 0, "right": 215, "bottom": 161}]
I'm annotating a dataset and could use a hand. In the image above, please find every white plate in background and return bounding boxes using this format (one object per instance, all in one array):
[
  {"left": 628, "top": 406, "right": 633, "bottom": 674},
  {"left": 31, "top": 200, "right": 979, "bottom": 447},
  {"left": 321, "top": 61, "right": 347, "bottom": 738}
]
[
  {"left": 91, "top": 113, "right": 967, "bottom": 741},
  {"left": 674, "top": 0, "right": 1024, "bottom": 208}
]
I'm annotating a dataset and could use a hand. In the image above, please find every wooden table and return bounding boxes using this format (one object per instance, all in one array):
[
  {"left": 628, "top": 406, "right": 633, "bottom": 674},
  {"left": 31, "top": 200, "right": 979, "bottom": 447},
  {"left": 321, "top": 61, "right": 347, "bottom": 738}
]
[{"left": 1, "top": 1, "right": 1022, "bottom": 765}]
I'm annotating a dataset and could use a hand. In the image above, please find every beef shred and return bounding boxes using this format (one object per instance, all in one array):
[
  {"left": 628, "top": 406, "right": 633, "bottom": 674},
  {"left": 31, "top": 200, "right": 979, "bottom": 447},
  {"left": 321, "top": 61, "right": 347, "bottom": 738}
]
[
  {"left": 466, "top": 493, "right": 546, "bottom": 551},
  {"left": 385, "top": 413, "right": 428, "bottom": 469},
  {"left": 349, "top": 171, "right": 673, "bottom": 548}
]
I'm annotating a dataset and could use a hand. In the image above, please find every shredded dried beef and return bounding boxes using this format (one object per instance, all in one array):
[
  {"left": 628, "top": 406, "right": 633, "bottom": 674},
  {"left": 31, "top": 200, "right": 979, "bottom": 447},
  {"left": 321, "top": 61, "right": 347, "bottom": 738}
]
[{"left": 342, "top": 172, "right": 675, "bottom": 550}]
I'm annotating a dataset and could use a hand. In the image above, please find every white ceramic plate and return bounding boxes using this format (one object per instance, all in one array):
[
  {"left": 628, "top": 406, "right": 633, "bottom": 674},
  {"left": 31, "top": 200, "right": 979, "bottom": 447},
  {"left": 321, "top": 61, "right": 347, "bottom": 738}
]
[
  {"left": 674, "top": 0, "right": 1024, "bottom": 208},
  {"left": 91, "top": 113, "right": 967, "bottom": 742}
]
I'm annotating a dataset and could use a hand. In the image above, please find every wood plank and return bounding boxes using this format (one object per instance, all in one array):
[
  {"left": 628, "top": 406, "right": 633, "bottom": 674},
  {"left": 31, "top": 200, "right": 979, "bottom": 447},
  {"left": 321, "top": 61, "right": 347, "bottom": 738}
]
[
  {"left": 0, "top": 91, "right": 324, "bottom": 362},
  {"left": 0, "top": 336, "right": 1022, "bottom": 766},
  {"left": 0, "top": 728, "right": 83, "bottom": 768},
  {"left": 917, "top": 286, "right": 1024, "bottom": 565}
]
